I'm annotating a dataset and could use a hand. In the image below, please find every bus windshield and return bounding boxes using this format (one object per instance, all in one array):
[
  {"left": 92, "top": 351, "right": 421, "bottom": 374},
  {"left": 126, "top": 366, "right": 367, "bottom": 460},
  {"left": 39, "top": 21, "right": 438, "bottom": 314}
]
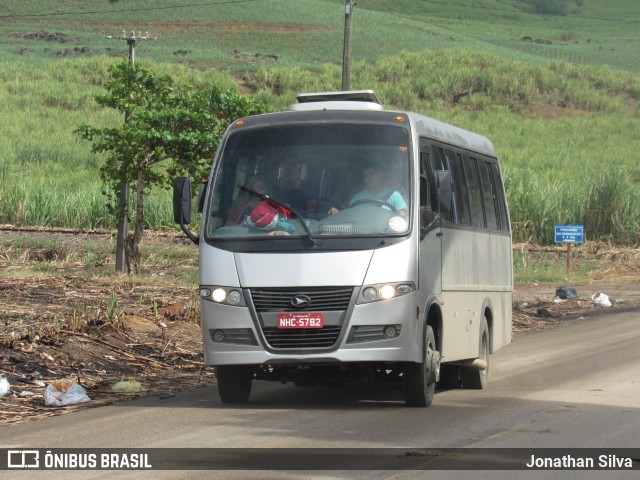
[{"left": 205, "top": 123, "right": 412, "bottom": 242}]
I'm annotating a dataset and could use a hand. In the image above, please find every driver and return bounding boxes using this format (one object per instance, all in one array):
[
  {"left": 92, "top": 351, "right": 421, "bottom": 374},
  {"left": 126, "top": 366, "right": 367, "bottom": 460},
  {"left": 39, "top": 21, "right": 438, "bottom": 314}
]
[{"left": 328, "top": 162, "right": 408, "bottom": 217}]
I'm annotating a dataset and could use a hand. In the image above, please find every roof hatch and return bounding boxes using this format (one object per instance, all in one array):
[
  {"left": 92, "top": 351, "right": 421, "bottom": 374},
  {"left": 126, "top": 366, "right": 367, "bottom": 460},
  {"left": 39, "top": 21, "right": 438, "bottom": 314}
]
[{"left": 288, "top": 90, "right": 384, "bottom": 111}]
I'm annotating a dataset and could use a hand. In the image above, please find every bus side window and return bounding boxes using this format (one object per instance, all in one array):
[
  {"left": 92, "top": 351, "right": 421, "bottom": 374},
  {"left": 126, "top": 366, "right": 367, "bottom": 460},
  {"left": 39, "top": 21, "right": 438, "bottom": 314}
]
[
  {"left": 433, "top": 147, "right": 448, "bottom": 171},
  {"left": 479, "top": 161, "right": 499, "bottom": 230},
  {"left": 447, "top": 151, "right": 471, "bottom": 226},
  {"left": 433, "top": 147, "right": 454, "bottom": 222},
  {"left": 491, "top": 164, "right": 509, "bottom": 231},
  {"left": 419, "top": 149, "right": 438, "bottom": 210},
  {"left": 463, "top": 155, "right": 485, "bottom": 228}
]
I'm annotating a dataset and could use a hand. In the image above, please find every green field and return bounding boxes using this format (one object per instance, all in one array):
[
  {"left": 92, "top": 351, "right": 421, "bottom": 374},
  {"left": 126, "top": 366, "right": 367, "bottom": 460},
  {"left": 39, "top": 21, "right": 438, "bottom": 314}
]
[
  {"left": 0, "top": 0, "right": 639, "bottom": 244},
  {"left": 2, "top": 1, "right": 639, "bottom": 73}
]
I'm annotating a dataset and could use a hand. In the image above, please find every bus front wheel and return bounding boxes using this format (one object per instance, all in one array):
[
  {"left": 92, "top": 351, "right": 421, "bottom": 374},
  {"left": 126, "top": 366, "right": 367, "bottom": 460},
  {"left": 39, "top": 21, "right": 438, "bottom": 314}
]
[
  {"left": 215, "top": 365, "right": 253, "bottom": 403},
  {"left": 403, "top": 325, "right": 438, "bottom": 407}
]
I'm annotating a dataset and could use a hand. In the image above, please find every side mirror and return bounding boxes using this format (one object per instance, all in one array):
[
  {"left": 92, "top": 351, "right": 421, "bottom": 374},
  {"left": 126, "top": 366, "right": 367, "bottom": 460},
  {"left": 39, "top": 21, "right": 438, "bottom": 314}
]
[
  {"left": 173, "top": 177, "right": 199, "bottom": 244},
  {"left": 173, "top": 177, "right": 192, "bottom": 225}
]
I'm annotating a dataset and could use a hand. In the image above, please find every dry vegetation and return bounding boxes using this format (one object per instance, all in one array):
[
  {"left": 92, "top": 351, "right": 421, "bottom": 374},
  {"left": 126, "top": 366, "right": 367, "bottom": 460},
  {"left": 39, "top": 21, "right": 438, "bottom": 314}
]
[
  {"left": 0, "top": 227, "right": 214, "bottom": 425},
  {"left": 1, "top": 228, "right": 640, "bottom": 425}
]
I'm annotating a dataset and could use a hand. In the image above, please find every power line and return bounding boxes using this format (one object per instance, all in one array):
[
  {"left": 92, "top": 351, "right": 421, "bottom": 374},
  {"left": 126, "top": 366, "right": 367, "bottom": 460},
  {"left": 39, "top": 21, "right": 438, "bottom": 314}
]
[{"left": 0, "top": 0, "right": 261, "bottom": 19}]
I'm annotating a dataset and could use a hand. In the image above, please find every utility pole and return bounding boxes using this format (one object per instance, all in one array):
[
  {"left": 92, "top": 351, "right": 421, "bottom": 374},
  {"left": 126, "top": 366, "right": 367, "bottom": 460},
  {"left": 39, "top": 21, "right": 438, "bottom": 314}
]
[
  {"left": 111, "top": 30, "right": 152, "bottom": 273},
  {"left": 341, "top": 0, "right": 354, "bottom": 91},
  {"left": 112, "top": 31, "right": 136, "bottom": 273}
]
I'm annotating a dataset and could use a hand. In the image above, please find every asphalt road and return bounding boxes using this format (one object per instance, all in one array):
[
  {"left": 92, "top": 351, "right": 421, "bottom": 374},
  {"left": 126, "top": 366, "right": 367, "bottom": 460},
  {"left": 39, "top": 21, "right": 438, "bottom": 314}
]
[{"left": 2, "top": 311, "right": 639, "bottom": 480}]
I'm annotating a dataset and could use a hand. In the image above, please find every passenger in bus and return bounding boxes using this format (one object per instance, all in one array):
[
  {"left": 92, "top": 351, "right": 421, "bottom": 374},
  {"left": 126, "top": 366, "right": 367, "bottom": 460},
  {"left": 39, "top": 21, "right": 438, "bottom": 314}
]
[
  {"left": 225, "top": 175, "right": 268, "bottom": 225},
  {"left": 270, "top": 156, "right": 310, "bottom": 214},
  {"left": 245, "top": 201, "right": 294, "bottom": 234},
  {"left": 328, "top": 162, "right": 408, "bottom": 217}
]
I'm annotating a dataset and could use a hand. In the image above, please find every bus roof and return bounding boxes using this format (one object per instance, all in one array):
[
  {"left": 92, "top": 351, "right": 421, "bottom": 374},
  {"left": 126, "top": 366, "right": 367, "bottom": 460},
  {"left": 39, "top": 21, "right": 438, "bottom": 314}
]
[
  {"left": 232, "top": 91, "right": 496, "bottom": 158},
  {"left": 407, "top": 111, "right": 496, "bottom": 157}
]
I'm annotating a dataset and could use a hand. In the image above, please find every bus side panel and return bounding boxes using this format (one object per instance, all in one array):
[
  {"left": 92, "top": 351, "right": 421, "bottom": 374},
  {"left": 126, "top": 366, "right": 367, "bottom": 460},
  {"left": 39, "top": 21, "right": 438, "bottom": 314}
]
[{"left": 439, "top": 227, "right": 512, "bottom": 361}]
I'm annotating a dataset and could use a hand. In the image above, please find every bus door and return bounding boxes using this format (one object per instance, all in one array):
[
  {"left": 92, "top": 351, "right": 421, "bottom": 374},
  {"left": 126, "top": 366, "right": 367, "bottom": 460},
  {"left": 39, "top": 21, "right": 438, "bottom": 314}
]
[{"left": 418, "top": 146, "right": 443, "bottom": 303}]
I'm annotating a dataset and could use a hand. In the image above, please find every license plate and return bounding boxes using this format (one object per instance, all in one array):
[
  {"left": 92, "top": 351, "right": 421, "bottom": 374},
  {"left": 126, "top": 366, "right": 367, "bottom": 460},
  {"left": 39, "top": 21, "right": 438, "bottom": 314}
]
[{"left": 277, "top": 313, "right": 324, "bottom": 329}]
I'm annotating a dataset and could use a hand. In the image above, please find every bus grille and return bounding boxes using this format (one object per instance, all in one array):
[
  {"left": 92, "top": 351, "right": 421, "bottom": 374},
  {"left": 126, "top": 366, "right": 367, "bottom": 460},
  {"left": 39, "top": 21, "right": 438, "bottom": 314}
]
[
  {"left": 251, "top": 287, "right": 352, "bottom": 312},
  {"left": 262, "top": 326, "right": 342, "bottom": 349},
  {"left": 250, "top": 287, "right": 353, "bottom": 350}
]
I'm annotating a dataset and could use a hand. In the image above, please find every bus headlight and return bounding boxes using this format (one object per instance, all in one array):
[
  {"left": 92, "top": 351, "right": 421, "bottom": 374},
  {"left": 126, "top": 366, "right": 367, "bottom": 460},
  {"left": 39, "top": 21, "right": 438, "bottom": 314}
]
[
  {"left": 227, "top": 290, "right": 242, "bottom": 305},
  {"left": 212, "top": 288, "right": 227, "bottom": 303},
  {"left": 200, "top": 286, "right": 246, "bottom": 306},
  {"left": 362, "top": 287, "right": 378, "bottom": 302},
  {"left": 379, "top": 284, "right": 395, "bottom": 300},
  {"left": 358, "top": 282, "right": 415, "bottom": 304}
]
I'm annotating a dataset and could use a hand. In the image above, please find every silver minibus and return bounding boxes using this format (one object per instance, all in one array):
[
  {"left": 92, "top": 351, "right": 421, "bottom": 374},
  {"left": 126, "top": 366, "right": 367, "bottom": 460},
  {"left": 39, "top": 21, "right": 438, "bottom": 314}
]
[{"left": 173, "top": 90, "right": 512, "bottom": 407}]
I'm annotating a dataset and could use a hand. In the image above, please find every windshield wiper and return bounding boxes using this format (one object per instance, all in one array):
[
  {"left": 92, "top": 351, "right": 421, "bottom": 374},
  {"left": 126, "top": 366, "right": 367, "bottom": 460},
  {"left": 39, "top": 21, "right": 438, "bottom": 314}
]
[{"left": 238, "top": 185, "right": 320, "bottom": 247}]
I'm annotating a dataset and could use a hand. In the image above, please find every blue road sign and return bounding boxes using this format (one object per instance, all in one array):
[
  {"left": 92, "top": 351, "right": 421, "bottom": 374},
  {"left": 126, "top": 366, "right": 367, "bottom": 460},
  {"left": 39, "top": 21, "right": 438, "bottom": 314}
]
[{"left": 555, "top": 225, "right": 584, "bottom": 243}]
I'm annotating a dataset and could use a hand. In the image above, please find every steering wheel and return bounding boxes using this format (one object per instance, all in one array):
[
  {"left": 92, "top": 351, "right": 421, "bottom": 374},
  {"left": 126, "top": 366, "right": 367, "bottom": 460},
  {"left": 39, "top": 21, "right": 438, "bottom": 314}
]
[{"left": 348, "top": 198, "right": 398, "bottom": 212}]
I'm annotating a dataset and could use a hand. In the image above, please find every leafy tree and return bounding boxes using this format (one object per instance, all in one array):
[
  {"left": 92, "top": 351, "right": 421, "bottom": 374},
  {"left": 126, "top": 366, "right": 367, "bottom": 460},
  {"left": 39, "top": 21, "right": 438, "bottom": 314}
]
[{"left": 77, "top": 62, "right": 270, "bottom": 274}]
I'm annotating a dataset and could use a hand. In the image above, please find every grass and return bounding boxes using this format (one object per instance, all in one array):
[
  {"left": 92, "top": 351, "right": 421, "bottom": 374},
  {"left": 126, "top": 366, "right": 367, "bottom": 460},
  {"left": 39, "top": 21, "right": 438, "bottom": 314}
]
[
  {"left": 0, "top": 229, "right": 615, "bottom": 287},
  {"left": 1, "top": 52, "right": 638, "bottom": 243},
  {"left": 0, "top": 233, "right": 197, "bottom": 282},
  {"left": 513, "top": 247, "right": 599, "bottom": 283},
  {"left": 1, "top": 1, "right": 639, "bottom": 72},
  {"left": 0, "top": 1, "right": 638, "bottom": 244}
]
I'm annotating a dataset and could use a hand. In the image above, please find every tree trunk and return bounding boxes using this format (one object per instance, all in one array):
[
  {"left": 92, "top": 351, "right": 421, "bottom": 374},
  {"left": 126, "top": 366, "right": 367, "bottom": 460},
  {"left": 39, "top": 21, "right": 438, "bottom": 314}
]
[{"left": 125, "top": 166, "right": 146, "bottom": 275}]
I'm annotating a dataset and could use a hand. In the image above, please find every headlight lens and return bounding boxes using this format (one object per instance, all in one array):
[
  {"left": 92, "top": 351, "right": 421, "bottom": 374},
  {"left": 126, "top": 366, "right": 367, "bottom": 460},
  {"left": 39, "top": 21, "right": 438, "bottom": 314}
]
[
  {"left": 212, "top": 288, "right": 227, "bottom": 303},
  {"left": 227, "top": 290, "right": 242, "bottom": 305},
  {"left": 358, "top": 282, "right": 415, "bottom": 304},
  {"left": 379, "top": 284, "right": 395, "bottom": 300},
  {"left": 200, "top": 286, "right": 246, "bottom": 306},
  {"left": 362, "top": 287, "right": 377, "bottom": 302}
]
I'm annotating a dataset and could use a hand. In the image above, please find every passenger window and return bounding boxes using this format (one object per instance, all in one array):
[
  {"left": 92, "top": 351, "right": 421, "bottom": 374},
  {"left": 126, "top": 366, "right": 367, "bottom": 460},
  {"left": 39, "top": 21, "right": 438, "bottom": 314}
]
[
  {"left": 419, "top": 149, "right": 439, "bottom": 229},
  {"left": 479, "top": 161, "right": 499, "bottom": 230},
  {"left": 433, "top": 147, "right": 448, "bottom": 171},
  {"left": 463, "top": 156, "right": 485, "bottom": 228},
  {"left": 491, "top": 164, "right": 509, "bottom": 231},
  {"left": 431, "top": 146, "right": 454, "bottom": 222},
  {"left": 447, "top": 151, "right": 470, "bottom": 226},
  {"left": 419, "top": 150, "right": 438, "bottom": 210}
]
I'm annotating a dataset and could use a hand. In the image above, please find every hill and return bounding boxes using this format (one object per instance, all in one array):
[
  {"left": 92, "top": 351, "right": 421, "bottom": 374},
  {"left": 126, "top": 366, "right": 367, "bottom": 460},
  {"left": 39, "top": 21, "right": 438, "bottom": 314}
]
[
  {"left": 0, "top": 0, "right": 639, "bottom": 244},
  {"left": 1, "top": 1, "right": 639, "bottom": 73}
]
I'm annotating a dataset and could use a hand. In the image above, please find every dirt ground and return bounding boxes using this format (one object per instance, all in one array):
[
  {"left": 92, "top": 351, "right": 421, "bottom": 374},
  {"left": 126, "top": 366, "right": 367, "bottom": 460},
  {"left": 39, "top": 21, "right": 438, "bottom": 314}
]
[{"left": 1, "top": 228, "right": 639, "bottom": 425}]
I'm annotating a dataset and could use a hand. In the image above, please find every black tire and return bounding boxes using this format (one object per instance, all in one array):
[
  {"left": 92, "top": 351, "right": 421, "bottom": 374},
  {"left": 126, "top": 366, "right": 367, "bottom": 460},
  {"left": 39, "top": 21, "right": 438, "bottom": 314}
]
[
  {"left": 215, "top": 365, "right": 253, "bottom": 403},
  {"left": 403, "top": 325, "right": 437, "bottom": 407},
  {"left": 460, "top": 316, "right": 490, "bottom": 389}
]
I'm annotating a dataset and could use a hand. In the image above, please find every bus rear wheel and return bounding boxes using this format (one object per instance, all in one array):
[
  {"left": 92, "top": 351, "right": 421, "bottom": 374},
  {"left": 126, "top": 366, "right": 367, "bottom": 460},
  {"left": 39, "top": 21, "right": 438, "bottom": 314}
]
[
  {"left": 403, "top": 325, "right": 438, "bottom": 407},
  {"left": 460, "top": 316, "right": 490, "bottom": 389},
  {"left": 215, "top": 365, "right": 253, "bottom": 403}
]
